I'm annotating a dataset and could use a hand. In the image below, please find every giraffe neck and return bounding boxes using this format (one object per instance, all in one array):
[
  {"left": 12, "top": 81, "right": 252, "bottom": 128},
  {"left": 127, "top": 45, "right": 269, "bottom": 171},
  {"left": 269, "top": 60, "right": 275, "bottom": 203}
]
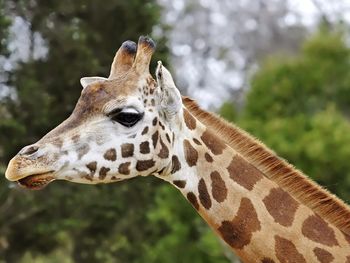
[{"left": 157, "top": 108, "right": 350, "bottom": 262}]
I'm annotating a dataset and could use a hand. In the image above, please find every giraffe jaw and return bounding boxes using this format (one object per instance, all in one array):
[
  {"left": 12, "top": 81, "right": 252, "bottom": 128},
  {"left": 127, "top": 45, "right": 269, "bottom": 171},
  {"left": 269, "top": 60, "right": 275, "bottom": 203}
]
[{"left": 17, "top": 171, "right": 55, "bottom": 190}]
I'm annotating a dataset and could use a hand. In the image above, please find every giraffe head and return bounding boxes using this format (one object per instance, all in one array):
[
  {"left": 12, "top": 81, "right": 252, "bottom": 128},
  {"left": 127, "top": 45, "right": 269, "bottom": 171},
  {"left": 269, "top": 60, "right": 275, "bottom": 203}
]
[{"left": 5, "top": 36, "right": 182, "bottom": 189}]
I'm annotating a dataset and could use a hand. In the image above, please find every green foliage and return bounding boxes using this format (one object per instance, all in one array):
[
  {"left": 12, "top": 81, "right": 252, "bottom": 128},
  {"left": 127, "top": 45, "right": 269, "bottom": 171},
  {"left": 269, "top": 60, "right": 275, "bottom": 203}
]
[
  {"left": 0, "top": 0, "right": 10, "bottom": 54},
  {"left": 219, "top": 102, "right": 237, "bottom": 122},
  {"left": 221, "top": 28, "right": 350, "bottom": 203},
  {"left": 140, "top": 185, "right": 228, "bottom": 263}
]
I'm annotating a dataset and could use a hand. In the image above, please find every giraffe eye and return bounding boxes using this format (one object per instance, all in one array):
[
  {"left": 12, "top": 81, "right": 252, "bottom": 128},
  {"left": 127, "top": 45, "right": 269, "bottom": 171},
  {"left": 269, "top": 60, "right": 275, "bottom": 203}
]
[{"left": 109, "top": 108, "right": 144, "bottom": 127}]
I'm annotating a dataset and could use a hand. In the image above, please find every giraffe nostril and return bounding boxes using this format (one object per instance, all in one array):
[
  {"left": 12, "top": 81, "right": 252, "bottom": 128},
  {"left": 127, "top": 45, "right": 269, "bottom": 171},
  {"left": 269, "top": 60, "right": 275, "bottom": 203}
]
[{"left": 19, "top": 145, "right": 39, "bottom": 156}]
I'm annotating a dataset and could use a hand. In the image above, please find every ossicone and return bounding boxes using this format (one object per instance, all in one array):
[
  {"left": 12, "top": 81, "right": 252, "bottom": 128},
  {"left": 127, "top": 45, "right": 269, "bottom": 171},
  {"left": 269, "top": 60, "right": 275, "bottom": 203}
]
[
  {"left": 109, "top": 40, "right": 137, "bottom": 79},
  {"left": 132, "top": 36, "right": 156, "bottom": 75}
]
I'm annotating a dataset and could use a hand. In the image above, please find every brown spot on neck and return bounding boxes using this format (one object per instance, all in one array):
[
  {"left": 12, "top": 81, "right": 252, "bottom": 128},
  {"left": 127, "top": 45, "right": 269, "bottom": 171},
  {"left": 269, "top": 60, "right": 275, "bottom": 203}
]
[
  {"left": 201, "top": 129, "right": 226, "bottom": 155},
  {"left": 263, "top": 187, "right": 299, "bottom": 227},
  {"left": 187, "top": 192, "right": 199, "bottom": 210},
  {"left": 173, "top": 180, "right": 186, "bottom": 188},
  {"left": 205, "top": 153, "right": 213, "bottom": 162},
  {"left": 158, "top": 137, "right": 169, "bottom": 159},
  {"left": 198, "top": 179, "right": 212, "bottom": 209},
  {"left": 218, "top": 197, "right": 261, "bottom": 249},
  {"left": 275, "top": 235, "right": 306, "bottom": 263},
  {"left": 152, "top": 131, "right": 159, "bottom": 149},
  {"left": 313, "top": 247, "right": 334, "bottom": 263},
  {"left": 104, "top": 148, "right": 117, "bottom": 161},
  {"left": 119, "top": 162, "right": 131, "bottom": 175},
  {"left": 193, "top": 138, "right": 201, "bottom": 145},
  {"left": 183, "top": 139, "right": 198, "bottom": 167},
  {"left": 171, "top": 155, "right": 181, "bottom": 174},
  {"left": 121, "top": 143, "right": 134, "bottom": 158},
  {"left": 302, "top": 215, "right": 338, "bottom": 247},
  {"left": 136, "top": 159, "right": 155, "bottom": 172},
  {"left": 210, "top": 171, "right": 227, "bottom": 203},
  {"left": 99, "top": 167, "right": 110, "bottom": 180},
  {"left": 165, "top": 133, "right": 171, "bottom": 143},
  {"left": 183, "top": 109, "right": 197, "bottom": 130},
  {"left": 86, "top": 161, "right": 97, "bottom": 175},
  {"left": 141, "top": 126, "right": 149, "bottom": 135},
  {"left": 152, "top": 117, "right": 158, "bottom": 126},
  {"left": 158, "top": 121, "right": 165, "bottom": 130},
  {"left": 227, "top": 155, "right": 263, "bottom": 191},
  {"left": 140, "top": 141, "right": 150, "bottom": 154},
  {"left": 81, "top": 172, "right": 93, "bottom": 181}
]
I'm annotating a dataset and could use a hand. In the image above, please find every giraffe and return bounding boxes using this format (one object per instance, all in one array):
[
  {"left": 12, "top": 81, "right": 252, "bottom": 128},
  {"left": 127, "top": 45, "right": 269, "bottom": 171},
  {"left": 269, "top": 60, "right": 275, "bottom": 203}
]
[{"left": 5, "top": 36, "right": 350, "bottom": 262}]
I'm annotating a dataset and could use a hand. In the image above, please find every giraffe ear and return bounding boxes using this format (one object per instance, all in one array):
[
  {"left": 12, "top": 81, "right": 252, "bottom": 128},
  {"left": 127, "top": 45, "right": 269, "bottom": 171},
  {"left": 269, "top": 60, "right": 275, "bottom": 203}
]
[
  {"left": 80, "top": 76, "right": 108, "bottom": 89},
  {"left": 156, "top": 61, "right": 182, "bottom": 118}
]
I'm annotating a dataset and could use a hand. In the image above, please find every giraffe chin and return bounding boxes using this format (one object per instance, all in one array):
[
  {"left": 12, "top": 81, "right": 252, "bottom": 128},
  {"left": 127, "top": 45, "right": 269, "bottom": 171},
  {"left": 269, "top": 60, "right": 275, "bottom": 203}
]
[{"left": 17, "top": 172, "right": 55, "bottom": 190}]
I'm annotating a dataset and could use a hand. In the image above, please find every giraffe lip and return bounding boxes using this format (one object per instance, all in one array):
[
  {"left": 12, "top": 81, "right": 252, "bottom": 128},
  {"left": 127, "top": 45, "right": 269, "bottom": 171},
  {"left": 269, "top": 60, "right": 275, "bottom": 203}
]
[{"left": 17, "top": 171, "right": 55, "bottom": 190}]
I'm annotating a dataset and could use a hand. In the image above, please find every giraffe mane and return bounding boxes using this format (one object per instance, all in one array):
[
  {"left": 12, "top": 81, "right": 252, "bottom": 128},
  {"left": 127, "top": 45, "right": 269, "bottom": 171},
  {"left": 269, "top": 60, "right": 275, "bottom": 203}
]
[{"left": 183, "top": 96, "right": 350, "bottom": 236}]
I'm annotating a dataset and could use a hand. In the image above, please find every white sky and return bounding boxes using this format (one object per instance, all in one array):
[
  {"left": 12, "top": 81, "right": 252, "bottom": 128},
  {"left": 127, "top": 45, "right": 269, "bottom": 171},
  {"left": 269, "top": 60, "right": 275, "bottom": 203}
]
[
  {"left": 158, "top": 0, "right": 350, "bottom": 108},
  {"left": 2, "top": 0, "right": 350, "bottom": 103},
  {"left": 291, "top": 0, "right": 350, "bottom": 25}
]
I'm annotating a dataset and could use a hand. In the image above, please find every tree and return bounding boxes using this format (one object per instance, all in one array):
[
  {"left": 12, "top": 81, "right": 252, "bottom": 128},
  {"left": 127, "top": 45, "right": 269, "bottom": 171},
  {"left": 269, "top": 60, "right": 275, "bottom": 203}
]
[
  {"left": 221, "top": 27, "right": 350, "bottom": 202},
  {"left": 0, "top": 0, "right": 9, "bottom": 54}
]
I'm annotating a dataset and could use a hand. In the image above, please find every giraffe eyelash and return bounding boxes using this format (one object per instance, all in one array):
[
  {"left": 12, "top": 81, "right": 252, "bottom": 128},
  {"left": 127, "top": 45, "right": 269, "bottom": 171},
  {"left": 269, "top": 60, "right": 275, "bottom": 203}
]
[
  {"left": 106, "top": 107, "right": 141, "bottom": 117},
  {"left": 106, "top": 108, "right": 122, "bottom": 117}
]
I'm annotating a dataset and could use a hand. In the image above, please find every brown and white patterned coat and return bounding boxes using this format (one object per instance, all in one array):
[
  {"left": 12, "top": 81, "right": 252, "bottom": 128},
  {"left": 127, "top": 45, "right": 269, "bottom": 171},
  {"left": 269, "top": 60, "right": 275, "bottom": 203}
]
[{"left": 5, "top": 37, "right": 350, "bottom": 262}]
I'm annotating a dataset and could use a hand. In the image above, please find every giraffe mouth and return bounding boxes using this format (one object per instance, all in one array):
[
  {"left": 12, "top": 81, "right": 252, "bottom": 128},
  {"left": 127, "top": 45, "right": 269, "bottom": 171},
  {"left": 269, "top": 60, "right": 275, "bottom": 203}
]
[{"left": 17, "top": 172, "right": 55, "bottom": 190}]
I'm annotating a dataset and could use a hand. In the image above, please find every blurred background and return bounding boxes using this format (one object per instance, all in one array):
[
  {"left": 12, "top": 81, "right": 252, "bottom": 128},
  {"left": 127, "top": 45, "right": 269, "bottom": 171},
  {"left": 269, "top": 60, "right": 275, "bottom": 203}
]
[{"left": 0, "top": 0, "right": 350, "bottom": 262}]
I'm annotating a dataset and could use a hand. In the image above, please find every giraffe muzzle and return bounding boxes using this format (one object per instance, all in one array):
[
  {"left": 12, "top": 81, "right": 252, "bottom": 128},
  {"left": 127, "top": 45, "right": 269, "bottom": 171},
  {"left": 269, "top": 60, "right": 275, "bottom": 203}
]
[{"left": 5, "top": 145, "right": 57, "bottom": 189}]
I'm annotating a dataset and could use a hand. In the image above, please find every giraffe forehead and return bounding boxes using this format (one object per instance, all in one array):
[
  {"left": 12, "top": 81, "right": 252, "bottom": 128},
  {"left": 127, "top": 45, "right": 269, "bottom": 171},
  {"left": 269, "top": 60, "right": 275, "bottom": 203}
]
[
  {"left": 43, "top": 77, "right": 154, "bottom": 140},
  {"left": 103, "top": 95, "right": 144, "bottom": 114},
  {"left": 80, "top": 72, "right": 155, "bottom": 109},
  {"left": 79, "top": 78, "right": 139, "bottom": 111}
]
